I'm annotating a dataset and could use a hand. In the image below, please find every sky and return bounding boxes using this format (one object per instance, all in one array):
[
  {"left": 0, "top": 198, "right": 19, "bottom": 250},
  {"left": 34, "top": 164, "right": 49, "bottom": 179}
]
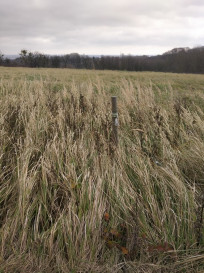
[{"left": 0, "top": 0, "right": 204, "bottom": 56}]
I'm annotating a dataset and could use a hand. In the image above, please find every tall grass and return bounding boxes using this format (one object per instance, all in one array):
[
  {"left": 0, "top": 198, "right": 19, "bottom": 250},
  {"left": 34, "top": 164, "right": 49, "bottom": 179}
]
[{"left": 0, "top": 68, "right": 204, "bottom": 272}]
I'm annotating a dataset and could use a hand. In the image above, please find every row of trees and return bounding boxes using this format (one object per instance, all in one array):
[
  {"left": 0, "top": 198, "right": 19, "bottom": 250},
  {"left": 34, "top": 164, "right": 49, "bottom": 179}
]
[{"left": 1, "top": 47, "right": 204, "bottom": 73}]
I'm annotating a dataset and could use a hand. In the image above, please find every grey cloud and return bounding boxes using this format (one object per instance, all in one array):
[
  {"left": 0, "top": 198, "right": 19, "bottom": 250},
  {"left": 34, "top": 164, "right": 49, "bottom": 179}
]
[{"left": 0, "top": 0, "right": 204, "bottom": 55}]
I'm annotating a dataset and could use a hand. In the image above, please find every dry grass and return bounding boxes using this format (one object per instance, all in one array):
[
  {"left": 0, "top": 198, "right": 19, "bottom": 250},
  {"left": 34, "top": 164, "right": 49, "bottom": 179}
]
[{"left": 0, "top": 67, "right": 204, "bottom": 272}]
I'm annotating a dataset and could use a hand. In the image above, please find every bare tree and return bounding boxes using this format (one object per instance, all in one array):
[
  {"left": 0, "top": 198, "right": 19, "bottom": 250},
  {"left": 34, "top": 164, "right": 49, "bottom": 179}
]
[{"left": 0, "top": 51, "right": 4, "bottom": 65}]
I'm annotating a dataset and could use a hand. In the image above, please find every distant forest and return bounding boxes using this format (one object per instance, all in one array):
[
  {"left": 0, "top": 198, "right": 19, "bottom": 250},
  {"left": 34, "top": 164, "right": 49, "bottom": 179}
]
[{"left": 1, "top": 47, "right": 204, "bottom": 73}]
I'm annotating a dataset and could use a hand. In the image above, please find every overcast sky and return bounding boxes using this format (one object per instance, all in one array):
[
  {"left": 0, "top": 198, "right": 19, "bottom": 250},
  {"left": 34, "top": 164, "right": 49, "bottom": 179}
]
[{"left": 0, "top": 0, "right": 204, "bottom": 55}]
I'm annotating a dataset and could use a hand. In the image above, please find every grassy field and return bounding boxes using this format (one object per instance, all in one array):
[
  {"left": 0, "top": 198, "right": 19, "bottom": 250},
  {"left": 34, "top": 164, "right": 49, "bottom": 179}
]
[{"left": 0, "top": 67, "right": 204, "bottom": 272}]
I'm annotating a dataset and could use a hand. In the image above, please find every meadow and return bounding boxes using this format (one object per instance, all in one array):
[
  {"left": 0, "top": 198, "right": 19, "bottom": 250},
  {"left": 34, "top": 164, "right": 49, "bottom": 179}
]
[{"left": 0, "top": 67, "right": 204, "bottom": 272}]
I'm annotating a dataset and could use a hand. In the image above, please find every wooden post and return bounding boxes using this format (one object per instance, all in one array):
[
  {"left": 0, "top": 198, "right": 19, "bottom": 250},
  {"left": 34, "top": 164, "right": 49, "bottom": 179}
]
[{"left": 111, "top": 96, "right": 118, "bottom": 145}]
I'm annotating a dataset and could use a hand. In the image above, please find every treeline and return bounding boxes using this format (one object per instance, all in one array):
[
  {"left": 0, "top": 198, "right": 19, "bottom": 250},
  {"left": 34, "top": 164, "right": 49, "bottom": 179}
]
[{"left": 1, "top": 47, "right": 204, "bottom": 73}]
